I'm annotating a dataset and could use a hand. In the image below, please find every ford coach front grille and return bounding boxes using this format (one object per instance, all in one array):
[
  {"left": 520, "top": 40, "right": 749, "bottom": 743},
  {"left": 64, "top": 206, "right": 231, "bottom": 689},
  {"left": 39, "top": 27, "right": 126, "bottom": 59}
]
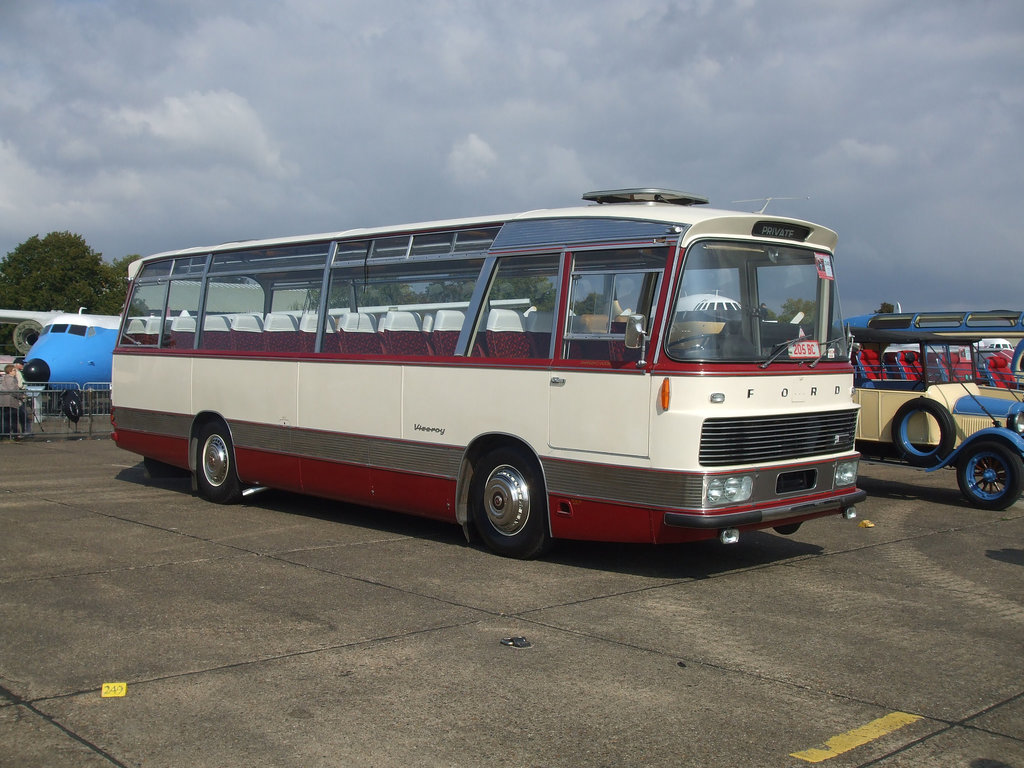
[{"left": 699, "top": 409, "right": 858, "bottom": 467}]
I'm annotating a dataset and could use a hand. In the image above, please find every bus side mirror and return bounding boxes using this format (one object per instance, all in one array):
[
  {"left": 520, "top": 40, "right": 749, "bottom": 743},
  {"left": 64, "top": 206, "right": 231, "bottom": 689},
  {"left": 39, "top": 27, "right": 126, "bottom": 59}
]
[{"left": 624, "top": 315, "right": 646, "bottom": 349}]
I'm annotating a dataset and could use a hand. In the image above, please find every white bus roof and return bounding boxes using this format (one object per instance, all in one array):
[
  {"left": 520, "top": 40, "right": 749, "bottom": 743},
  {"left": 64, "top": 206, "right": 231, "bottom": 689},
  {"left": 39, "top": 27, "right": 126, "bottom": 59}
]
[{"left": 130, "top": 189, "right": 837, "bottom": 278}]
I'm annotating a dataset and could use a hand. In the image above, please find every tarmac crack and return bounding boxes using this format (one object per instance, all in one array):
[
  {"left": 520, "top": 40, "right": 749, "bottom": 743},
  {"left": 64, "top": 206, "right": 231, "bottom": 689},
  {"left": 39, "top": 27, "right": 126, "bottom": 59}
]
[
  {"left": 0, "top": 680, "right": 131, "bottom": 767},
  {"left": 855, "top": 689, "right": 1024, "bottom": 767},
  {"left": 17, "top": 617, "right": 488, "bottom": 709}
]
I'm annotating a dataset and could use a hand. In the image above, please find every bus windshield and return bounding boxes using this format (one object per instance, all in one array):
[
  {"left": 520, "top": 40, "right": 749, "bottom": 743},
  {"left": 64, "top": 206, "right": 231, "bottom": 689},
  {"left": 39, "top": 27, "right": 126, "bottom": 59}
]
[{"left": 666, "top": 240, "right": 847, "bottom": 364}]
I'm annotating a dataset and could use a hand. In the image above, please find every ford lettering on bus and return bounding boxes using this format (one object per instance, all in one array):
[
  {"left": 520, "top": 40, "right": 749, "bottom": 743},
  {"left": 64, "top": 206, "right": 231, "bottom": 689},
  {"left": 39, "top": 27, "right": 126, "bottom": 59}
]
[{"left": 110, "top": 187, "right": 864, "bottom": 559}]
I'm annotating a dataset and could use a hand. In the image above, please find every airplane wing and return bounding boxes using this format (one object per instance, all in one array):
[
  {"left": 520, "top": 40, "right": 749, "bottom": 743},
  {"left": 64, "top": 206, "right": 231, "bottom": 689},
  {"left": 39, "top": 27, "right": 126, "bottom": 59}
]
[
  {"left": 0, "top": 310, "right": 65, "bottom": 326},
  {"left": 0, "top": 310, "right": 67, "bottom": 355}
]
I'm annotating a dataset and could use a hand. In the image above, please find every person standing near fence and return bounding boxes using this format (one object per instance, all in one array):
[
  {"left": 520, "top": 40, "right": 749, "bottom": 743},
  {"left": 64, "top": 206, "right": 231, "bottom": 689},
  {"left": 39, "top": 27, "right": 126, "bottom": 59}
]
[
  {"left": 0, "top": 364, "right": 24, "bottom": 439},
  {"left": 14, "top": 361, "right": 31, "bottom": 435}
]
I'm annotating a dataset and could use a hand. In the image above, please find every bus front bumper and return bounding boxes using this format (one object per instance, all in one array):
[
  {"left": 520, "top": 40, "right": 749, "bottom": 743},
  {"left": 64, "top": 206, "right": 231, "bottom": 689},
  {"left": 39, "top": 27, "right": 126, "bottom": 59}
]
[{"left": 663, "top": 488, "right": 867, "bottom": 529}]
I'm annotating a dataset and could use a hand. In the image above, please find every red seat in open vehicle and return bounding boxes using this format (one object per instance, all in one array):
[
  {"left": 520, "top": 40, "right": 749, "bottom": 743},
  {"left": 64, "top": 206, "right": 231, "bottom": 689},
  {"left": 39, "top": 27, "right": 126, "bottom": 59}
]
[
  {"left": 897, "top": 350, "right": 923, "bottom": 380},
  {"left": 985, "top": 353, "right": 1017, "bottom": 388},
  {"left": 855, "top": 348, "right": 884, "bottom": 380}
]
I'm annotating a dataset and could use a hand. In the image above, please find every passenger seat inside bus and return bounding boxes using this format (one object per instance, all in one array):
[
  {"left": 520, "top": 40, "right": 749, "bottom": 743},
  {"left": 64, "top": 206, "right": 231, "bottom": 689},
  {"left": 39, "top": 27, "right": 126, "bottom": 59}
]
[
  {"left": 263, "top": 312, "right": 300, "bottom": 353},
  {"left": 297, "top": 312, "right": 320, "bottom": 353},
  {"left": 381, "top": 310, "right": 432, "bottom": 356},
  {"left": 126, "top": 316, "right": 161, "bottom": 346},
  {"left": 230, "top": 313, "right": 264, "bottom": 352},
  {"left": 431, "top": 309, "right": 464, "bottom": 356},
  {"left": 484, "top": 308, "right": 531, "bottom": 359},
  {"left": 169, "top": 314, "right": 196, "bottom": 349},
  {"left": 524, "top": 311, "right": 552, "bottom": 358},
  {"left": 200, "top": 314, "right": 232, "bottom": 350},
  {"left": 337, "top": 311, "right": 384, "bottom": 354}
]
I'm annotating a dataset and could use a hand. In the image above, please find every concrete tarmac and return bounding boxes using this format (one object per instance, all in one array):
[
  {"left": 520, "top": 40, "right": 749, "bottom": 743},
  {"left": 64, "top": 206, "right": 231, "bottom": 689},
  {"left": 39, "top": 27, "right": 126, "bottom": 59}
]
[{"left": 1, "top": 439, "right": 1021, "bottom": 767}]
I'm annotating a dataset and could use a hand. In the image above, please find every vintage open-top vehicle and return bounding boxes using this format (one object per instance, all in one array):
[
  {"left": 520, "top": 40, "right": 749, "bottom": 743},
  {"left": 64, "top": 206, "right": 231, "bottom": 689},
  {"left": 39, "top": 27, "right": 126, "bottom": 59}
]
[{"left": 850, "top": 322, "right": 1024, "bottom": 509}]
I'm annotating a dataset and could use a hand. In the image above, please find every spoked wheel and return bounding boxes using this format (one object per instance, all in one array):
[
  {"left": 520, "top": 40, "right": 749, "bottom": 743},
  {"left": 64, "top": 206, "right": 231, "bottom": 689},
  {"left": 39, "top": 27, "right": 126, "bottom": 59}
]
[
  {"left": 956, "top": 440, "right": 1024, "bottom": 511},
  {"left": 470, "top": 446, "right": 551, "bottom": 559},
  {"left": 195, "top": 421, "right": 243, "bottom": 504}
]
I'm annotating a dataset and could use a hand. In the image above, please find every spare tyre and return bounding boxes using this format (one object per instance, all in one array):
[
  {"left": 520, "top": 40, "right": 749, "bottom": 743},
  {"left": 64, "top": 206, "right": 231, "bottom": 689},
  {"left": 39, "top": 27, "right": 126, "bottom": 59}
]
[
  {"left": 60, "top": 391, "right": 83, "bottom": 424},
  {"left": 891, "top": 398, "right": 956, "bottom": 467}
]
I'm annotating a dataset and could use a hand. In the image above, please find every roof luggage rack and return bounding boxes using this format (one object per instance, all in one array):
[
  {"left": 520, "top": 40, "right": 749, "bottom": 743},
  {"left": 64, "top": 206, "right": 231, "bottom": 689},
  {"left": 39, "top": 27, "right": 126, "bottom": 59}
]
[{"left": 582, "top": 188, "right": 709, "bottom": 206}]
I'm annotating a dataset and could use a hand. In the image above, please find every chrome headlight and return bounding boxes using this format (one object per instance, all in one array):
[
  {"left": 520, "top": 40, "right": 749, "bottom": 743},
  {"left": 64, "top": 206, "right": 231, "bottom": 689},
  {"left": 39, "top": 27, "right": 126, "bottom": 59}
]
[
  {"left": 835, "top": 459, "right": 859, "bottom": 486},
  {"left": 705, "top": 475, "right": 754, "bottom": 505},
  {"left": 1007, "top": 412, "right": 1024, "bottom": 436}
]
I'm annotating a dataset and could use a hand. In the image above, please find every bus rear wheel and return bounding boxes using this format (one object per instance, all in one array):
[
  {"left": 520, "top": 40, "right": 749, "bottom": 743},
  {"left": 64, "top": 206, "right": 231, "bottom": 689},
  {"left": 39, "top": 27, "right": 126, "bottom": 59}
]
[
  {"left": 470, "top": 446, "right": 551, "bottom": 559},
  {"left": 195, "top": 421, "right": 243, "bottom": 504}
]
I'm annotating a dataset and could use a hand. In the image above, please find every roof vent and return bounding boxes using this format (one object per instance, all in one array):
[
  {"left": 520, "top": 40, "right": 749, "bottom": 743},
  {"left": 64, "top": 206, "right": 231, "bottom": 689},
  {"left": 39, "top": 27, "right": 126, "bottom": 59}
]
[{"left": 582, "top": 188, "right": 709, "bottom": 206}]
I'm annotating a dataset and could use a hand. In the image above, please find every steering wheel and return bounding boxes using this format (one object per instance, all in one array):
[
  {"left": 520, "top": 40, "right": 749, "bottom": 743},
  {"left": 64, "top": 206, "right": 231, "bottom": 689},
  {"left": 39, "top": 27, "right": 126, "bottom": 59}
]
[{"left": 667, "top": 334, "right": 716, "bottom": 355}]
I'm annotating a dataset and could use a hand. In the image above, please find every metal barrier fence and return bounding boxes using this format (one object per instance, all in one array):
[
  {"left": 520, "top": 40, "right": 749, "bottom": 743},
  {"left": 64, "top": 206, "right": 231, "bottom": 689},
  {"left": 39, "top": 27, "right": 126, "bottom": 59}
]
[{"left": 2, "top": 383, "right": 112, "bottom": 440}]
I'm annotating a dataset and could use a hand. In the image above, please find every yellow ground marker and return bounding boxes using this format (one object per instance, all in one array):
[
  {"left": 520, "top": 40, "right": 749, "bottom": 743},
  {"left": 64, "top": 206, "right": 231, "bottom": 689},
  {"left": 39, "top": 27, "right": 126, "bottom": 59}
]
[
  {"left": 101, "top": 682, "right": 127, "bottom": 698},
  {"left": 791, "top": 711, "right": 922, "bottom": 763}
]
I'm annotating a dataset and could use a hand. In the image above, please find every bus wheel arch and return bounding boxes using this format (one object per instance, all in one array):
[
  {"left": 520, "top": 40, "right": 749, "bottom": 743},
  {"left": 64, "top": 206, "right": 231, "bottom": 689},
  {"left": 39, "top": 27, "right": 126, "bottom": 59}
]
[
  {"left": 191, "top": 413, "right": 243, "bottom": 504},
  {"left": 458, "top": 435, "right": 552, "bottom": 559}
]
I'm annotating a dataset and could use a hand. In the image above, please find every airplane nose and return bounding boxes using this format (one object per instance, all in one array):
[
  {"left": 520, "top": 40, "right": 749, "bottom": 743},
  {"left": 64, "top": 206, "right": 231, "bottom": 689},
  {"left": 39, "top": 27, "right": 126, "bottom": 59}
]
[{"left": 22, "top": 358, "right": 50, "bottom": 384}]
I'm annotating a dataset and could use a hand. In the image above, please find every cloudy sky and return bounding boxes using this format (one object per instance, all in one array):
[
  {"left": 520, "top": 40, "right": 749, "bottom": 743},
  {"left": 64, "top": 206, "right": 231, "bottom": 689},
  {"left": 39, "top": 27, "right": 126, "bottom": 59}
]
[{"left": 1, "top": 0, "right": 1021, "bottom": 316}]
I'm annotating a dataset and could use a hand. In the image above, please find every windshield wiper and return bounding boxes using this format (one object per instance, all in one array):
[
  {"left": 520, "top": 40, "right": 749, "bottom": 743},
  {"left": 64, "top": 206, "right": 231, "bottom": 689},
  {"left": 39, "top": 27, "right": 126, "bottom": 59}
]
[
  {"left": 808, "top": 337, "right": 847, "bottom": 368},
  {"left": 759, "top": 336, "right": 806, "bottom": 368}
]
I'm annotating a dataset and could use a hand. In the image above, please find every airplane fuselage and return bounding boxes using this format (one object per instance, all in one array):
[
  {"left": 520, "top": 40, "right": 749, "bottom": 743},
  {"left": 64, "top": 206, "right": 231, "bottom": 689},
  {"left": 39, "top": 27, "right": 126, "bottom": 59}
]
[{"left": 20, "top": 314, "right": 120, "bottom": 386}]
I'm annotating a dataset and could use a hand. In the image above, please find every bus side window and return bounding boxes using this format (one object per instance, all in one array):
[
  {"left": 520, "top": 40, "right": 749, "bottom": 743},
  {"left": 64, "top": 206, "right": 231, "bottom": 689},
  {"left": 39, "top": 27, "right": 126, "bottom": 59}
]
[
  {"left": 164, "top": 278, "right": 202, "bottom": 350},
  {"left": 199, "top": 276, "right": 264, "bottom": 352},
  {"left": 562, "top": 248, "right": 664, "bottom": 365},
  {"left": 471, "top": 254, "right": 560, "bottom": 360},
  {"left": 119, "top": 282, "right": 166, "bottom": 348},
  {"left": 327, "top": 259, "right": 484, "bottom": 357}
]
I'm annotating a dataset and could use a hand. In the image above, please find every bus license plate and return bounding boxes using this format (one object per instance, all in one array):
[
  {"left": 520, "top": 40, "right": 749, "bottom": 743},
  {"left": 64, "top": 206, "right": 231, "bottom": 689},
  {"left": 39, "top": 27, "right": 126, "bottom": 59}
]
[{"left": 788, "top": 340, "right": 820, "bottom": 359}]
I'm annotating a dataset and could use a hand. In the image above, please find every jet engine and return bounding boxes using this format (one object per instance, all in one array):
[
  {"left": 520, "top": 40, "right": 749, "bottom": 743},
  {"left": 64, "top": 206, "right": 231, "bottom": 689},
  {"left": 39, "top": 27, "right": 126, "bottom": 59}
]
[{"left": 13, "top": 319, "right": 42, "bottom": 354}]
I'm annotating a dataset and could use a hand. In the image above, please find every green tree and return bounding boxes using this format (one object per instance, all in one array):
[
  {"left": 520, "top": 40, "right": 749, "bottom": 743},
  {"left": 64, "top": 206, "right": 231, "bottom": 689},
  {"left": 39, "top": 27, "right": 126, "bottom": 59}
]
[
  {"left": 97, "top": 253, "right": 138, "bottom": 314},
  {"left": 875, "top": 301, "right": 895, "bottom": 314},
  {"left": 0, "top": 232, "right": 137, "bottom": 350},
  {"left": 780, "top": 297, "right": 817, "bottom": 326}
]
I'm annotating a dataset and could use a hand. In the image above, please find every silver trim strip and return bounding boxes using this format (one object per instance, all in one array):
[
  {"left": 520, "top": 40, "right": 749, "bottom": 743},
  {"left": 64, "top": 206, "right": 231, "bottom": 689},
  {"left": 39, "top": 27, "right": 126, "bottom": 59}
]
[{"left": 115, "top": 407, "right": 858, "bottom": 512}]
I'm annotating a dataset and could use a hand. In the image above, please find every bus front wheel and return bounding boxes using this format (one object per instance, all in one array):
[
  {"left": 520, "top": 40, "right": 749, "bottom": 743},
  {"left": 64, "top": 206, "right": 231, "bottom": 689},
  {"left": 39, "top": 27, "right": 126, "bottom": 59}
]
[
  {"left": 195, "top": 421, "right": 243, "bottom": 504},
  {"left": 470, "top": 446, "right": 551, "bottom": 559}
]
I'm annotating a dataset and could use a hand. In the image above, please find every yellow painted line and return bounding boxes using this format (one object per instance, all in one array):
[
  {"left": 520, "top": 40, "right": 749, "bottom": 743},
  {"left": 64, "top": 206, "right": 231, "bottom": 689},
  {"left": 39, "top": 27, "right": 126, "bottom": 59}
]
[{"left": 791, "top": 711, "right": 923, "bottom": 763}]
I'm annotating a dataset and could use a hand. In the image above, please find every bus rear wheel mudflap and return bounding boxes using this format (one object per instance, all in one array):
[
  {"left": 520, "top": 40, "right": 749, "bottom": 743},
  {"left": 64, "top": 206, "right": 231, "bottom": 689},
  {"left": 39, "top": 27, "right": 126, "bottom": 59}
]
[
  {"left": 469, "top": 445, "right": 551, "bottom": 559},
  {"left": 195, "top": 420, "right": 244, "bottom": 504},
  {"left": 956, "top": 439, "right": 1024, "bottom": 510}
]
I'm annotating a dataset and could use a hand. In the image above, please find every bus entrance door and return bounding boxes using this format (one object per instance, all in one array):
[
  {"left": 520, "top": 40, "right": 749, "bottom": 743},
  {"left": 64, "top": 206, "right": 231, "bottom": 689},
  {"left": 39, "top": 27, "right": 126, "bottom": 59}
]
[{"left": 547, "top": 371, "right": 651, "bottom": 458}]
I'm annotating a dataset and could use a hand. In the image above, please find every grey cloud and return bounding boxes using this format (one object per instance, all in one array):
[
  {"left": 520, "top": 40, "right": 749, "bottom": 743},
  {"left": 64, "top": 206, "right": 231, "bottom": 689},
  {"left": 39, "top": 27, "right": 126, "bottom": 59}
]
[{"left": 0, "top": 0, "right": 1021, "bottom": 316}]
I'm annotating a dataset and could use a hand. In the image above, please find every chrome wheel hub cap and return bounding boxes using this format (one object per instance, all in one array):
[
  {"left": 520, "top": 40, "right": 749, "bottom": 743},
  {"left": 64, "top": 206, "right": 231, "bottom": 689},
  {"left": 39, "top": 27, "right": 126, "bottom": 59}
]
[
  {"left": 483, "top": 465, "right": 530, "bottom": 536},
  {"left": 203, "top": 435, "right": 229, "bottom": 487}
]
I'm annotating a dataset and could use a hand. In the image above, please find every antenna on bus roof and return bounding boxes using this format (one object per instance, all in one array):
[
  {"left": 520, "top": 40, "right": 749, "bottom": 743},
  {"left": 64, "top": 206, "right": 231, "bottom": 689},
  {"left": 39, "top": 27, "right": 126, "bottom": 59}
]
[
  {"left": 732, "top": 196, "right": 810, "bottom": 214},
  {"left": 583, "top": 188, "right": 708, "bottom": 206}
]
